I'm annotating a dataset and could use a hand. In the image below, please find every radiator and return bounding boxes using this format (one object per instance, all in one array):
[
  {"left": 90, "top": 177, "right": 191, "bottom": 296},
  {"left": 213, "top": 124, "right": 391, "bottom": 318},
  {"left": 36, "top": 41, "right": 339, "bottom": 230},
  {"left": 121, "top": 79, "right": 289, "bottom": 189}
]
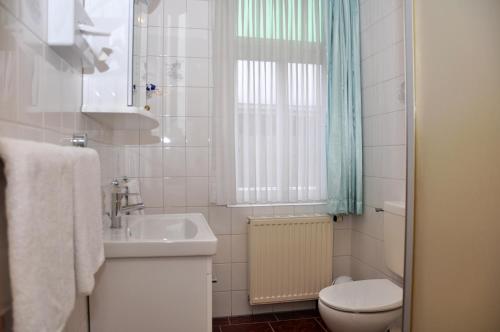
[{"left": 248, "top": 215, "right": 334, "bottom": 305}]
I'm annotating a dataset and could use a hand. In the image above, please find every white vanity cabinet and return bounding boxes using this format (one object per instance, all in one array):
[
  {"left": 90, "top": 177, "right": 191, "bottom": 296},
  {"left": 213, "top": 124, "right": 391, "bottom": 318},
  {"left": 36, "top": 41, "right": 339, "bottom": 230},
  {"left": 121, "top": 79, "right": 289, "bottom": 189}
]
[
  {"left": 90, "top": 257, "right": 213, "bottom": 332},
  {"left": 89, "top": 214, "right": 217, "bottom": 332}
]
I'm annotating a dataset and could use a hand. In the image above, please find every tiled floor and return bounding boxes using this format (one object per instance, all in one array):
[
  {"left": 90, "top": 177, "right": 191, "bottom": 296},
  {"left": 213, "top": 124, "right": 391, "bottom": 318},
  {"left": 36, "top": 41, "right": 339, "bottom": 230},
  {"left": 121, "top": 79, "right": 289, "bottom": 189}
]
[{"left": 213, "top": 310, "right": 330, "bottom": 332}]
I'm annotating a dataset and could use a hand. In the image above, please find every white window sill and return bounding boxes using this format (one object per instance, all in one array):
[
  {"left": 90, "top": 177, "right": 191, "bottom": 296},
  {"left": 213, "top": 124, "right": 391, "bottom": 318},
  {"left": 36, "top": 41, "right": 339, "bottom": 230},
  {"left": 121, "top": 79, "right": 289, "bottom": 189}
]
[{"left": 227, "top": 201, "right": 327, "bottom": 208}]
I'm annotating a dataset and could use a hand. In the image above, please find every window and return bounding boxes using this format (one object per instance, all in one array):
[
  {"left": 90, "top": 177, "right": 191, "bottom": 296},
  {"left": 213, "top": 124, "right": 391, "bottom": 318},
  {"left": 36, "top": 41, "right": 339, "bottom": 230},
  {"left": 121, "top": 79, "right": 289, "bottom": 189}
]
[
  {"left": 213, "top": 0, "right": 328, "bottom": 205},
  {"left": 237, "top": 0, "right": 323, "bottom": 42}
]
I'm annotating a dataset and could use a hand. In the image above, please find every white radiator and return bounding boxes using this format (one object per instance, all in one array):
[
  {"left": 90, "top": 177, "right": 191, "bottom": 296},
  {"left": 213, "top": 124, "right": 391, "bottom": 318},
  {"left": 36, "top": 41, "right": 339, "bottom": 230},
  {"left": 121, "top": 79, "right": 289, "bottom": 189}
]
[{"left": 248, "top": 215, "right": 334, "bottom": 305}]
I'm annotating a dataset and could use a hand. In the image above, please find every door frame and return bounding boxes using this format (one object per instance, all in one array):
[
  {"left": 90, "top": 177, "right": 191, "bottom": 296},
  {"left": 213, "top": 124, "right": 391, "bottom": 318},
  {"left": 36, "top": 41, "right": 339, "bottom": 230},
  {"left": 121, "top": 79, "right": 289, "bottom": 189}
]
[{"left": 402, "top": 0, "right": 415, "bottom": 331}]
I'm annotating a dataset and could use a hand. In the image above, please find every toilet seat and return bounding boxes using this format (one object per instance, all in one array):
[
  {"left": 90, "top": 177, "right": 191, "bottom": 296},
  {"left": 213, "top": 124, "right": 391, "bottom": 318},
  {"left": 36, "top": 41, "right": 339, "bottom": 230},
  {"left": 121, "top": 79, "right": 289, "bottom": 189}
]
[{"left": 319, "top": 279, "right": 402, "bottom": 313}]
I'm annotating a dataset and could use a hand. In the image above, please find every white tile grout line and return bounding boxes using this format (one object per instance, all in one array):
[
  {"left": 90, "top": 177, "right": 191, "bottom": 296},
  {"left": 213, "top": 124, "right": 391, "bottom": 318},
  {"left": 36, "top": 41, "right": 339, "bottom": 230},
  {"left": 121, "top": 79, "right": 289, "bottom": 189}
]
[
  {"left": 362, "top": 71, "right": 405, "bottom": 90},
  {"left": 362, "top": 109, "right": 406, "bottom": 120},
  {"left": 361, "top": 37, "right": 405, "bottom": 62},
  {"left": 360, "top": 3, "right": 404, "bottom": 33}
]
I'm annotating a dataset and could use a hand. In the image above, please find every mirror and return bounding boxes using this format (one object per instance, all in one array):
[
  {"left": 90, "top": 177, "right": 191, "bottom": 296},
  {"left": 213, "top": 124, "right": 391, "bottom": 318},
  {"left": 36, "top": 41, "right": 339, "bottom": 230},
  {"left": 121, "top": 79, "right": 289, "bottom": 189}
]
[
  {"left": 127, "top": 0, "right": 413, "bottom": 329},
  {"left": 132, "top": 0, "right": 162, "bottom": 111},
  {"left": 132, "top": 0, "right": 149, "bottom": 109}
]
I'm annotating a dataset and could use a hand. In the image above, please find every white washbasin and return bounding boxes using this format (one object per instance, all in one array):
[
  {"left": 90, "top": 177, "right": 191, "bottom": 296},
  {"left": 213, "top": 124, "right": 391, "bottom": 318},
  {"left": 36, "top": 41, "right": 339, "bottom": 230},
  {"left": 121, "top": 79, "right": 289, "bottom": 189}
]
[{"left": 103, "top": 213, "right": 217, "bottom": 258}]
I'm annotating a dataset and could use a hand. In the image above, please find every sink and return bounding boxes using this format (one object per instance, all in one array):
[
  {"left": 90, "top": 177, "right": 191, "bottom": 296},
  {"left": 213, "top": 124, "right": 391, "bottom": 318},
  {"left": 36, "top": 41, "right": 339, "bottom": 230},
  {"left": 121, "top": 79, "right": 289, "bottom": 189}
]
[
  {"left": 103, "top": 213, "right": 217, "bottom": 258},
  {"left": 127, "top": 215, "right": 198, "bottom": 241}
]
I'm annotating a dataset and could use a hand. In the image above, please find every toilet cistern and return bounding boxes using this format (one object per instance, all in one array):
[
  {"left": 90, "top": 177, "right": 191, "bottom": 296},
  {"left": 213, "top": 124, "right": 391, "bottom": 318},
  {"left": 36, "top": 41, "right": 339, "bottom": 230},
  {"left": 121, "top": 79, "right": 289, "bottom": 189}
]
[{"left": 110, "top": 178, "right": 144, "bottom": 228}]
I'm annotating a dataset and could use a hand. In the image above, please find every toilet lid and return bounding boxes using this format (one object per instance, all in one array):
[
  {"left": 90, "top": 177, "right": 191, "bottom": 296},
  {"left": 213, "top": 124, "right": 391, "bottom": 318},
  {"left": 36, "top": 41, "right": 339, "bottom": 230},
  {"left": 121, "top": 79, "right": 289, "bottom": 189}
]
[{"left": 319, "top": 279, "right": 402, "bottom": 313}]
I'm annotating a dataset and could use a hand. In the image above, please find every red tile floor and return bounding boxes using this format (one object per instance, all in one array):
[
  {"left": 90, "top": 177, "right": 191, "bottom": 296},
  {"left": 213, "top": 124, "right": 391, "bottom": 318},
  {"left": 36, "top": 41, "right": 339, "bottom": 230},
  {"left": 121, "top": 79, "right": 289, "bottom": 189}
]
[{"left": 213, "top": 310, "right": 330, "bottom": 332}]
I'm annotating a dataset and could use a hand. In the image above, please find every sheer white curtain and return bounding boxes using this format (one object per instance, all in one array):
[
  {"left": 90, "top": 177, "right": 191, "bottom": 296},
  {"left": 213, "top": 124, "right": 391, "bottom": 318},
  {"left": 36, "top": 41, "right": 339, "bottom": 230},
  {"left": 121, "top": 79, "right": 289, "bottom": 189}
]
[{"left": 213, "top": 0, "right": 328, "bottom": 205}]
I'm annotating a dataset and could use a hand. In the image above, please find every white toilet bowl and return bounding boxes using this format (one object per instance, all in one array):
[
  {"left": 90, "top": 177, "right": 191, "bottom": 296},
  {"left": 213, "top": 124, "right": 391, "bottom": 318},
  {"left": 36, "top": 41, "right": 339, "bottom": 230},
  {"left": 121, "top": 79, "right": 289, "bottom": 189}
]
[
  {"left": 319, "top": 202, "right": 406, "bottom": 331},
  {"left": 318, "top": 279, "right": 402, "bottom": 332}
]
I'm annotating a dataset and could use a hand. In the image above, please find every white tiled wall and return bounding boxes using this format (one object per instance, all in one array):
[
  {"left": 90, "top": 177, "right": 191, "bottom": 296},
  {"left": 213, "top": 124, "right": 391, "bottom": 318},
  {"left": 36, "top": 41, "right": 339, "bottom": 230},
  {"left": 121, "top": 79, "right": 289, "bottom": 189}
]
[
  {"left": 198, "top": 203, "right": 344, "bottom": 317},
  {"left": 0, "top": 1, "right": 118, "bottom": 330},
  {"left": 0, "top": 0, "right": 404, "bottom": 325},
  {"left": 350, "top": 0, "right": 405, "bottom": 284},
  {"left": 127, "top": 0, "right": 353, "bottom": 317},
  {"left": 0, "top": 1, "right": 117, "bottom": 175}
]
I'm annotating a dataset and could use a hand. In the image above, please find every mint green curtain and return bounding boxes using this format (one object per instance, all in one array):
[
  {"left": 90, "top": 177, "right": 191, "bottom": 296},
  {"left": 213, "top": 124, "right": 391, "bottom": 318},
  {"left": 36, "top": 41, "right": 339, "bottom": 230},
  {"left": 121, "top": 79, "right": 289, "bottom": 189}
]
[{"left": 326, "top": 0, "right": 363, "bottom": 215}]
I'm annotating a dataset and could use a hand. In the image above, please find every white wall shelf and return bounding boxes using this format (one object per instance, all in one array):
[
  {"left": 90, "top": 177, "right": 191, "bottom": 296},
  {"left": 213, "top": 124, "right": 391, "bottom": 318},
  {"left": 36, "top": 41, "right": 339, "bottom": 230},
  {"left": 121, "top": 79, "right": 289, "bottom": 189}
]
[{"left": 82, "top": 106, "right": 159, "bottom": 130}]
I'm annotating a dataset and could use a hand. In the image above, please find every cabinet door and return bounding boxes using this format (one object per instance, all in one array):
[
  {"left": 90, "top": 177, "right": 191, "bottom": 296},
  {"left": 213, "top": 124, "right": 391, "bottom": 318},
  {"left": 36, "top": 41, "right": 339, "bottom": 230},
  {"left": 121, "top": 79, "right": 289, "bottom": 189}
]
[{"left": 90, "top": 257, "right": 212, "bottom": 332}]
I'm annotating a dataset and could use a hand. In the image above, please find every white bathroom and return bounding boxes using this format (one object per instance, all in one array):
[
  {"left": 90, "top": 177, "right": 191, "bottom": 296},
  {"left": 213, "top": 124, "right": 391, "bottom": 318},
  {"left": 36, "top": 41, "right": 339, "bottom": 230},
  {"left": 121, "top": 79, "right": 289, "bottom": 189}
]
[{"left": 1, "top": 0, "right": 500, "bottom": 332}]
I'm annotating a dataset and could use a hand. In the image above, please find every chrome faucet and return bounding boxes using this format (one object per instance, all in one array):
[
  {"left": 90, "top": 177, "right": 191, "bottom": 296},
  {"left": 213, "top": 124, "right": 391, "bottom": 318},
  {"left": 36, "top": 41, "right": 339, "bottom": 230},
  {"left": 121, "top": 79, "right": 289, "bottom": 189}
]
[{"left": 110, "top": 178, "right": 145, "bottom": 228}]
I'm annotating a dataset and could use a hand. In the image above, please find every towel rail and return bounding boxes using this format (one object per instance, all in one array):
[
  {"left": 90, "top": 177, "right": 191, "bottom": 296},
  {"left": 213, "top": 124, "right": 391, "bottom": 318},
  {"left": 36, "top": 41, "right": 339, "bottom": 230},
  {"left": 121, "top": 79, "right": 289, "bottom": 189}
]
[{"left": 62, "top": 134, "right": 88, "bottom": 147}]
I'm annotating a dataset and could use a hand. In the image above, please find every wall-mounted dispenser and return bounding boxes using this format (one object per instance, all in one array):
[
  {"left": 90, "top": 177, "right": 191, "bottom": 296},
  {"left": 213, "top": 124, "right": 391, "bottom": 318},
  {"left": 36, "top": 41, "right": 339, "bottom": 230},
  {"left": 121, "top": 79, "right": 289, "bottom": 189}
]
[{"left": 47, "top": 0, "right": 109, "bottom": 69}]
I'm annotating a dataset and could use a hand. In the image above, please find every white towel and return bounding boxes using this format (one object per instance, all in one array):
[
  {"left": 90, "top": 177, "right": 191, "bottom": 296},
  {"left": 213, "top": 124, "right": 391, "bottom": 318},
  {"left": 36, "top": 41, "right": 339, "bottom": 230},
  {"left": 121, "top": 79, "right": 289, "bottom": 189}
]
[
  {"left": 0, "top": 138, "right": 75, "bottom": 332},
  {"left": 125, "top": 179, "right": 144, "bottom": 215},
  {"left": 70, "top": 148, "right": 104, "bottom": 295}
]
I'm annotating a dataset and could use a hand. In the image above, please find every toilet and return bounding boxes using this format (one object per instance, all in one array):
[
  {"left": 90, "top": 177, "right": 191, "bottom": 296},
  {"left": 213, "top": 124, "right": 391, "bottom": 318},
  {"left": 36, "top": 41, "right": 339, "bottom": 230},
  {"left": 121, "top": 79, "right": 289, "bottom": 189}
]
[{"left": 319, "top": 201, "right": 406, "bottom": 332}]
